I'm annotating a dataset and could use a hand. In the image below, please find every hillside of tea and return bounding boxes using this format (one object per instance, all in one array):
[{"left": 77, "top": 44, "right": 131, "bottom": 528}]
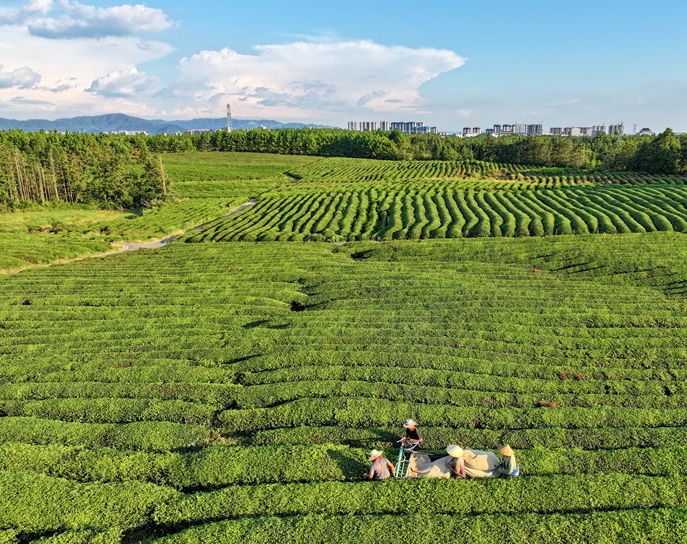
[{"left": 1, "top": 152, "right": 687, "bottom": 542}]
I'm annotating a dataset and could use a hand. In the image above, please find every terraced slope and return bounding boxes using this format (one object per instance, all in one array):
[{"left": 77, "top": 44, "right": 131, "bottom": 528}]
[
  {"left": 186, "top": 181, "right": 687, "bottom": 242},
  {"left": 288, "top": 157, "right": 687, "bottom": 186},
  {"left": 1, "top": 234, "right": 687, "bottom": 542}
]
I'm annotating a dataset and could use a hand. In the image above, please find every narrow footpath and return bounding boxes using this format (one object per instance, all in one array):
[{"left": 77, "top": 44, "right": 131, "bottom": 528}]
[
  {"left": 6, "top": 199, "right": 257, "bottom": 275},
  {"left": 109, "top": 198, "right": 257, "bottom": 254}
]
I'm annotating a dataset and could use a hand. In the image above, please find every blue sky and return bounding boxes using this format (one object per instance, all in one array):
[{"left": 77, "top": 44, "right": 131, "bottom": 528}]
[{"left": 0, "top": 0, "right": 685, "bottom": 132}]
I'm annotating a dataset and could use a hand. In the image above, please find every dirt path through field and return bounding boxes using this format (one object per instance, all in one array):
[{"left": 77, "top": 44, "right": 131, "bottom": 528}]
[
  {"left": 108, "top": 198, "right": 257, "bottom": 254},
  {"left": 5, "top": 199, "right": 257, "bottom": 275}
]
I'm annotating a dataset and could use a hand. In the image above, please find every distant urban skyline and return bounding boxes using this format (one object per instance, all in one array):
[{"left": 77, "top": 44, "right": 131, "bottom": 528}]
[{"left": 0, "top": 0, "right": 685, "bottom": 132}]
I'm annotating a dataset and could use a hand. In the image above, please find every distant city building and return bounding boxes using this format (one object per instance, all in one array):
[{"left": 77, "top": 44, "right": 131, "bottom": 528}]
[
  {"left": 185, "top": 129, "right": 211, "bottom": 135},
  {"left": 551, "top": 125, "right": 607, "bottom": 137},
  {"left": 501, "top": 124, "right": 514, "bottom": 135},
  {"left": 111, "top": 130, "right": 147, "bottom": 135},
  {"left": 513, "top": 123, "right": 527, "bottom": 135},
  {"left": 462, "top": 127, "right": 481, "bottom": 137},
  {"left": 608, "top": 122, "right": 624, "bottom": 136},
  {"left": 637, "top": 127, "right": 654, "bottom": 136},
  {"left": 347, "top": 120, "right": 438, "bottom": 135},
  {"left": 390, "top": 121, "right": 423, "bottom": 133},
  {"left": 527, "top": 124, "right": 543, "bottom": 136}
]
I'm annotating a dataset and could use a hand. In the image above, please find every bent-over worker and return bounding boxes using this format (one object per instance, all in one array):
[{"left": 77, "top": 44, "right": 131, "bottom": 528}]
[
  {"left": 364, "top": 449, "right": 396, "bottom": 480},
  {"left": 445, "top": 445, "right": 466, "bottom": 478},
  {"left": 497, "top": 444, "right": 520, "bottom": 477}
]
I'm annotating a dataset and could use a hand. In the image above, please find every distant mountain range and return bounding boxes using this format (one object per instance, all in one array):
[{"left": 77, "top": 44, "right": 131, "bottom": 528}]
[{"left": 0, "top": 113, "right": 331, "bottom": 135}]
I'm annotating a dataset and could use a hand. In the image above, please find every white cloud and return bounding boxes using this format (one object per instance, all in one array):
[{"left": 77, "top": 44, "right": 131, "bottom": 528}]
[
  {"left": 169, "top": 40, "right": 465, "bottom": 119},
  {"left": 0, "top": 24, "right": 172, "bottom": 117},
  {"left": 0, "top": 64, "right": 41, "bottom": 89},
  {"left": 0, "top": 21, "right": 465, "bottom": 123},
  {"left": 0, "top": 0, "right": 176, "bottom": 39},
  {"left": 88, "top": 67, "right": 159, "bottom": 96}
]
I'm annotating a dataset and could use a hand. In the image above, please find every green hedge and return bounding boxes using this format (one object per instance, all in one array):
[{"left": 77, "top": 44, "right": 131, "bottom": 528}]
[
  {"left": 218, "top": 397, "right": 687, "bottom": 432},
  {"left": 154, "top": 509, "right": 687, "bottom": 544},
  {"left": 0, "top": 443, "right": 366, "bottom": 488},
  {"left": 2, "top": 443, "right": 685, "bottom": 489},
  {"left": 0, "top": 471, "right": 178, "bottom": 533},
  {"left": 154, "top": 474, "right": 687, "bottom": 526},
  {"left": 0, "top": 418, "right": 208, "bottom": 452},
  {"left": 247, "top": 424, "right": 687, "bottom": 450},
  {"left": 232, "top": 379, "right": 687, "bottom": 409}
]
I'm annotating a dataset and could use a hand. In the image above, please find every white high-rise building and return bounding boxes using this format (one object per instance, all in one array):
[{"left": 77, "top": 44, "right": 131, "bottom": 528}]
[
  {"left": 608, "top": 122, "right": 624, "bottom": 136},
  {"left": 359, "top": 121, "right": 378, "bottom": 131}
]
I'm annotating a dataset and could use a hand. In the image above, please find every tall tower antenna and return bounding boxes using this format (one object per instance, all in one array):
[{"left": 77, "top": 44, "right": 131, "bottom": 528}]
[{"left": 226, "top": 104, "right": 233, "bottom": 132}]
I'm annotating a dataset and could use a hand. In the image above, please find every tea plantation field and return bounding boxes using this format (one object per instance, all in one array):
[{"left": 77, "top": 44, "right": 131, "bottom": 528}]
[
  {"left": 188, "top": 157, "right": 687, "bottom": 242},
  {"left": 2, "top": 232, "right": 687, "bottom": 542},
  {"left": 2, "top": 153, "right": 687, "bottom": 542}
]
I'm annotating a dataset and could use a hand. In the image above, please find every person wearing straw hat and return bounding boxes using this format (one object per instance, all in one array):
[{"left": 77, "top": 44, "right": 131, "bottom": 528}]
[
  {"left": 401, "top": 419, "right": 423, "bottom": 447},
  {"left": 497, "top": 444, "right": 520, "bottom": 477},
  {"left": 363, "top": 449, "right": 396, "bottom": 480},
  {"left": 445, "top": 445, "right": 467, "bottom": 479}
]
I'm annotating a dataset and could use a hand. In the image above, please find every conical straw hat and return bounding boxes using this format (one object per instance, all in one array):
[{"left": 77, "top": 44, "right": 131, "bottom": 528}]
[{"left": 446, "top": 445, "right": 464, "bottom": 458}]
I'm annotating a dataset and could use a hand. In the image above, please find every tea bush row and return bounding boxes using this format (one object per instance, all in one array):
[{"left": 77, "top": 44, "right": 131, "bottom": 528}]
[{"left": 153, "top": 509, "right": 687, "bottom": 544}]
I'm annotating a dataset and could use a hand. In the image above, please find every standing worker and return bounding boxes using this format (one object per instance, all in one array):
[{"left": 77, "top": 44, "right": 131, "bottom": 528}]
[
  {"left": 497, "top": 444, "right": 520, "bottom": 477},
  {"left": 364, "top": 449, "right": 396, "bottom": 480},
  {"left": 401, "top": 419, "right": 423, "bottom": 447}
]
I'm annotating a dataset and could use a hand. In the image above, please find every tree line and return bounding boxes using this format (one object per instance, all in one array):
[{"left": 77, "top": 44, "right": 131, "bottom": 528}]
[
  {"left": 146, "top": 127, "right": 687, "bottom": 174},
  {"left": 0, "top": 130, "right": 165, "bottom": 209},
  {"left": 2, "top": 126, "right": 686, "bottom": 210}
]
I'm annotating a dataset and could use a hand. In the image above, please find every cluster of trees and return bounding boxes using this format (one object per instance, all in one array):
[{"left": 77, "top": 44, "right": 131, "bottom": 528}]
[
  {"left": 0, "top": 131, "right": 165, "bottom": 209},
  {"left": 147, "top": 128, "right": 404, "bottom": 160},
  {"left": 453, "top": 128, "right": 687, "bottom": 173},
  {"left": 147, "top": 127, "right": 687, "bottom": 174}
]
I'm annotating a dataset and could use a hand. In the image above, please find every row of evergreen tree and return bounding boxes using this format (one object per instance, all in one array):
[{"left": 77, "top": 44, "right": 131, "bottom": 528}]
[
  {"left": 146, "top": 127, "right": 687, "bottom": 174},
  {"left": 0, "top": 131, "right": 165, "bottom": 209}
]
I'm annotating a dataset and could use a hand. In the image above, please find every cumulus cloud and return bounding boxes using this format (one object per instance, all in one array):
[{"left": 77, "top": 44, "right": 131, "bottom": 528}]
[
  {"left": 171, "top": 40, "right": 465, "bottom": 118},
  {"left": 0, "top": 64, "right": 41, "bottom": 89},
  {"left": 0, "top": 0, "right": 176, "bottom": 39},
  {"left": 0, "top": 22, "right": 173, "bottom": 117},
  {"left": 87, "top": 67, "right": 159, "bottom": 96}
]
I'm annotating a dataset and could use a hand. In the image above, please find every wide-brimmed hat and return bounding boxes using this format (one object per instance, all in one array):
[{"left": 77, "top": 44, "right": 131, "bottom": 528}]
[
  {"left": 403, "top": 419, "right": 417, "bottom": 428},
  {"left": 446, "top": 445, "right": 464, "bottom": 458},
  {"left": 498, "top": 444, "right": 514, "bottom": 457},
  {"left": 369, "top": 449, "right": 384, "bottom": 461}
]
